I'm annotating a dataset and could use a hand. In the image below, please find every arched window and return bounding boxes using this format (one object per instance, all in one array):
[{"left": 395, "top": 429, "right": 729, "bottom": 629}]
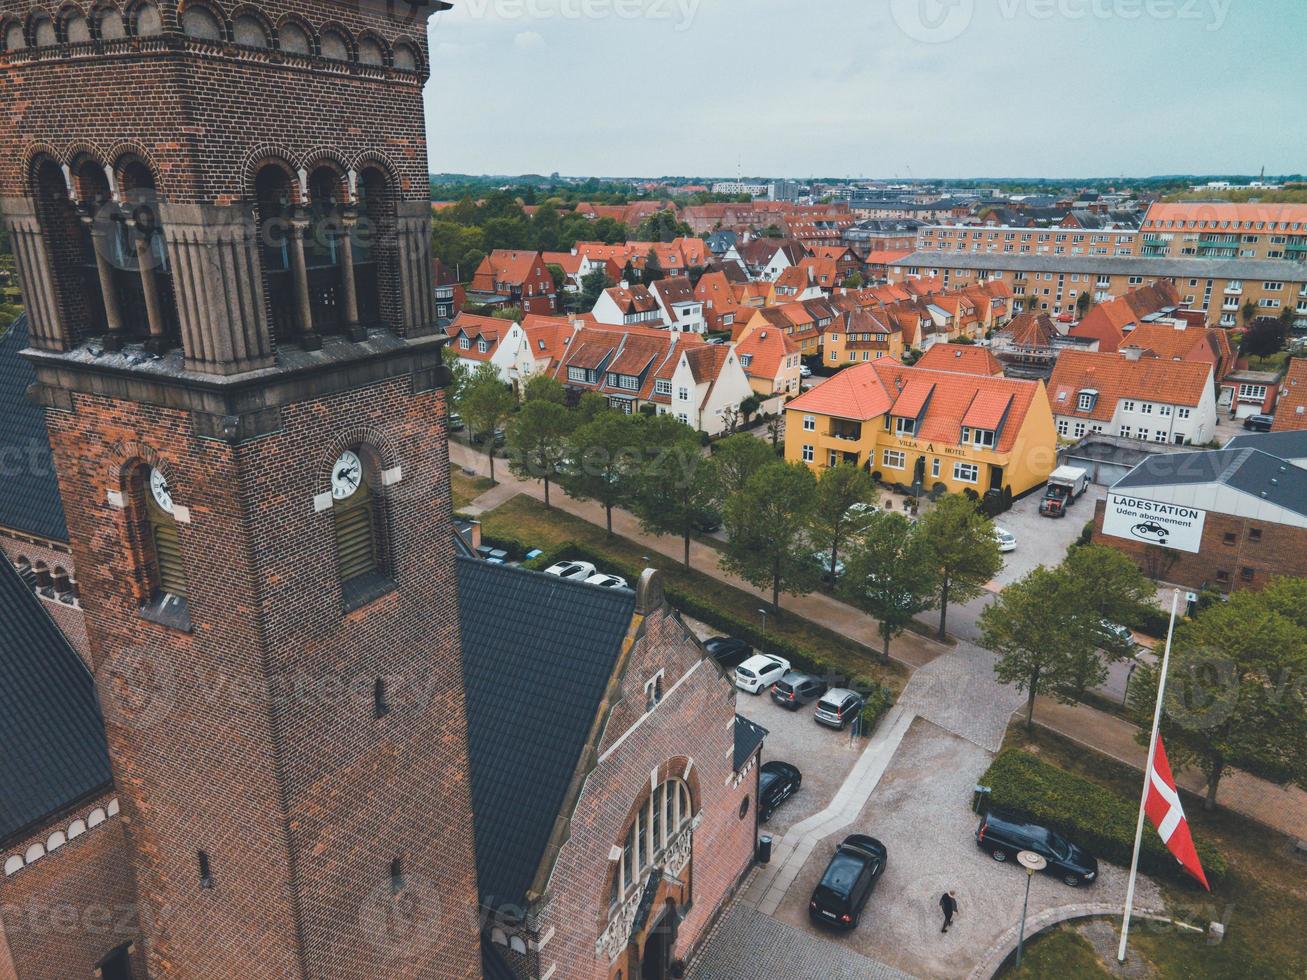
[
  {"left": 357, "top": 34, "right": 384, "bottom": 66},
  {"left": 130, "top": 0, "right": 161, "bottom": 36},
  {"left": 331, "top": 447, "right": 390, "bottom": 595},
  {"left": 305, "top": 164, "right": 348, "bottom": 333},
  {"left": 232, "top": 13, "right": 269, "bottom": 48},
  {"left": 253, "top": 162, "right": 297, "bottom": 342},
  {"left": 278, "top": 20, "right": 309, "bottom": 54},
  {"left": 32, "top": 14, "right": 57, "bottom": 47},
  {"left": 96, "top": 6, "right": 126, "bottom": 40},
  {"left": 355, "top": 166, "right": 395, "bottom": 326},
  {"left": 609, "top": 778, "right": 693, "bottom": 912},
  {"left": 63, "top": 10, "right": 91, "bottom": 43},
  {"left": 3, "top": 19, "right": 27, "bottom": 50},
  {"left": 392, "top": 41, "right": 418, "bottom": 72},
  {"left": 319, "top": 28, "right": 349, "bottom": 61},
  {"left": 116, "top": 158, "right": 181, "bottom": 349},
  {"left": 129, "top": 463, "right": 187, "bottom": 600},
  {"left": 180, "top": 4, "right": 222, "bottom": 41}
]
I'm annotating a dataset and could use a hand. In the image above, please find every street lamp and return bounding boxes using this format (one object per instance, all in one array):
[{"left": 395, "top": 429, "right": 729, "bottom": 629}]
[
  {"left": 758, "top": 607, "right": 769, "bottom": 633},
  {"left": 1015, "top": 850, "right": 1047, "bottom": 971}
]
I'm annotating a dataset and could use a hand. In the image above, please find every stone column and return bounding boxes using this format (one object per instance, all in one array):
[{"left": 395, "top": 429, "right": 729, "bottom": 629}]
[
  {"left": 339, "top": 209, "right": 365, "bottom": 341},
  {"left": 129, "top": 217, "right": 168, "bottom": 355},
  {"left": 1, "top": 200, "right": 68, "bottom": 351},
  {"left": 81, "top": 210, "right": 126, "bottom": 351},
  {"left": 288, "top": 211, "right": 321, "bottom": 350},
  {"left": 396, "top": 200, "right": 437, "bottom": 338}
]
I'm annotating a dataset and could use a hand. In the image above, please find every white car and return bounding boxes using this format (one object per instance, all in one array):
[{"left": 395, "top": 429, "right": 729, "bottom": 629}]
[
  {"left": 994, "top": 527, "right": 1017, "bottom": 553},
  {"left": 734, "top": 654, "right": 792, "bottom": 694},
  {"left": 799, "top": 365, "right": 813, "bottom": 379},
  {"left": 586, "top": 573, "right": 629, "bottom": 590},
  {"left": 544, "top": 560, "right": 597, "bottom": 582}
]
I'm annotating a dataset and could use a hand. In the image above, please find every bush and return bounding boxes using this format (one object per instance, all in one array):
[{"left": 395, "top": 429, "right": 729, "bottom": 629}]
[
  {"left": 980, "top": 750, "right": 1226, "bottom": 888},
  {"left": 855, "top": 678, "right": 895, "bottom": 731}
]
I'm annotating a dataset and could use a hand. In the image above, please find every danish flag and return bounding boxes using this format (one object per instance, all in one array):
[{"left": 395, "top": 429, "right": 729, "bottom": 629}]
[{"left": 1145, "top": 736, "right": 1209, "bottom": 890}]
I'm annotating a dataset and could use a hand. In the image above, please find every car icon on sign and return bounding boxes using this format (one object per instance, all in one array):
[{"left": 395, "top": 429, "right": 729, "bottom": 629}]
[{"left": 1131, "top": 521, "right": 1169, "bottom": 542}]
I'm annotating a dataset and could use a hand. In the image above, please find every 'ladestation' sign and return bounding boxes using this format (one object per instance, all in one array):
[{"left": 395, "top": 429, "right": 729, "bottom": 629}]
[{"left": 1102, "top": 494, "right": 1207, "bottom": 555}]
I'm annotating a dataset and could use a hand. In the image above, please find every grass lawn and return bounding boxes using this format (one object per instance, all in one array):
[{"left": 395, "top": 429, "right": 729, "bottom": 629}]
[
  {"left": 1004, "top": 724, "right": 1307, "bottom": 979},
  {"left": 994, "top": 924, "right": 1113, "bottom": 979},
  {"left": 450, "top": 467, "right": 494, "bottom": 511},
  {"left": 476, "top": 494, "right": 908, "bottom": 693}
]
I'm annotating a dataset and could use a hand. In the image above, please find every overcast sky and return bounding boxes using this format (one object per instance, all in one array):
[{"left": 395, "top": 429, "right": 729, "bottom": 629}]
[{"left": 423, "top": 0, "right": 1305, "bottom": 180}]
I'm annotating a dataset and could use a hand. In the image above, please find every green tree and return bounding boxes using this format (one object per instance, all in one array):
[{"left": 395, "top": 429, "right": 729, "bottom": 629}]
[
  {"left": 531, "top": 203, "right": 562, "bottom": 251},
  {"left": 722, "top": 461, "right": 819, "bottom": 612},
  {"left": 560, "top": 411, "right": 642, "bottom": 535},
  {"left": 522, "top": 374, "right": 567, "bottom": 405},
  {"left": 573, "top": 267, "right": 611, "bottom": 314},
  {"left": 711, "top": 433, "right": 776, "bottom": 500},
  {"left": 984, "top": 565, "right": 1100, "bottom": 731},
  {"left": 1130, "top": 588, "right": 1307, "bottom": 810},
  {"left": 1076, "top": 291, "right": 1092, "bottom": 318},
  {"left": 739, "top": 394, "right": 762, "bottom": 423},
  {"left": 809, "top": 465, "right": 877, "bottom": 581},
  {"left": 630, "top": 428, "right": 717, "bottom": 567},
  {"left": 545, "top": 263, "right": 567, "bottom": 295},
  {"left": 643, "top": 248, "right": 665, "bottom": 284},
  {"left": 506, "top": 399, "right": 574, "bottom": 508},
  {"left": 918, "top": 493, "right": 1004, "bottom": 639},
  {"left": 636, "top": 209, "right": 690, "bottom": 243},
  {"left": 841, "top": 271, "right": 865, "bottom": 289},
  {"left": 838, "top": 513, "right": 937, "bottom": 662},
  {"left": 575, "top": 391, "right": 610, "bottom": 424},
  {"left": 460, "top": 364, "right": 516, "bottom": 483},
  {"left": 446, "top": 359, "right": 473, "bottom": 418}
]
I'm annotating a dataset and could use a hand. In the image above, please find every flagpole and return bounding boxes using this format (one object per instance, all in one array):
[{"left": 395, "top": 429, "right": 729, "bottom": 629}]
[{"left": 1118, "top": 588, "right": 1181, "bottom": 963}]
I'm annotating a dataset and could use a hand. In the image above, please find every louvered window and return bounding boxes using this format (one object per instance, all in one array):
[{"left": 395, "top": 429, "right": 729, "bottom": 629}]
[
  {"left": 334, "top": 478, "right": 379, "bottom": 583},
  {"left": 147, "top": 494, "right": 187, "bottom": 598}
]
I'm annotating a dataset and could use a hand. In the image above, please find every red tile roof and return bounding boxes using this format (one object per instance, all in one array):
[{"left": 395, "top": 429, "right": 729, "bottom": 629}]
[
  {"left": 1070, "top": 282, "right": 1182, "bottom": 353},
  {"left": 915, "top": 344, "right": 1005, "bottom": 376},
  {"left": 1048, "top": 349, "right": 1213, "bottom": 421},
  {"left": 735, "top": 326, "right": 798, "bottom": 381},
  {"left": 962, "top": 390, "right": 1014, "bottom": 430},
  {"left": 891, "top": 378, "right": 936, "bottom": 419},
  {"left": 1274, "top": 358, "right": 1307, "bottom": 432}
]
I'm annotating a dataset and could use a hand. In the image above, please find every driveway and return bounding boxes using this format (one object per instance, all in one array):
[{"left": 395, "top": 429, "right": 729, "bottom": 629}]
[
  {"left": 989, "top": 483, "right": 1106, "bottom": 589},
  {"left": 762, "top": 718, "right": 1162, "bottom": 979},
  {"left": 737, "top": 685, "right": 868, "bottom": 837}
]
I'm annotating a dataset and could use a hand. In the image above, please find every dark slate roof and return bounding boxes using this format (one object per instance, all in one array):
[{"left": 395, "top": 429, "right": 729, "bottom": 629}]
[
  {"left": 1112, "top": 448, "right": 1307, "bottom": 519},
  {"left": 0, "top": 314, "right": 68, "bottom": 543},
  {"left": 0, "top": 555, "right": 112, "bottom": 844},
  {"left": 1223, "top": 429, "right": 1307, "bottom": 460},
  {"left": 458, "top": 557, "right": 637, "bottom": 909},
  {"left": 733, "top": 715, "right": 768, "bottom": 772}
]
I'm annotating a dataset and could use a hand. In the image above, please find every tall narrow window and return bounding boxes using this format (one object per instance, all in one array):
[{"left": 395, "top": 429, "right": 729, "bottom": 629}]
[
  {"left": 332, "top": 450, "right": 381, "bottom": 586},
  {"left": 197, "top": 850, "right": 213, "bottom": 888},
  {"left": 145, "top": 467, "right": 187, "bottom": 598},
  {"left": 373, "top": 677, "right": 390, "bottom": 719},
  {"left": 390, "top": 858, "right": 404, "bottom": 895}
]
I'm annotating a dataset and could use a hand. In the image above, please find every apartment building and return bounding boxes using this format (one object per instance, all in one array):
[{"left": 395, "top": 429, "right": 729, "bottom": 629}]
[
  {"left": 784, "top": 360, "right": 1057, "bottom": 497},
  {"left": 916, "top": 224, "right": 1140, "bottom": 257},
  {"left": 889, "top": 252, "right": 1307, "bottom": 325},
  {"left": 1139, "top": 202, "right": 1307, "bottom": 262}
]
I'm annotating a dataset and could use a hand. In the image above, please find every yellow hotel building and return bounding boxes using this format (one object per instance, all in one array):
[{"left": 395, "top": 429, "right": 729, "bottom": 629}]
[{"left": 784, "top": 360, "right": 1059, "bottom": 498}]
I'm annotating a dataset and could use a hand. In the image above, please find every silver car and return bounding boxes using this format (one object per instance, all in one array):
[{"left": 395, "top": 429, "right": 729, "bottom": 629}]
[{"left": 814, "top": 689, "right": 865, "bottom": 730}]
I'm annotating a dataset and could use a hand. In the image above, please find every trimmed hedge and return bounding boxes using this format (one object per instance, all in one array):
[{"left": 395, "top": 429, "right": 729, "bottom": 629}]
[{"left": 981, "top": 749, "right": 1226, "bottom": 888}]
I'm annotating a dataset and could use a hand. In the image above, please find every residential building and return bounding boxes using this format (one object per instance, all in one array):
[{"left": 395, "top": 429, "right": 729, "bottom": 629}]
[
  {"left": 822, "top": 308, "right": 905, "bottom": 365},
  {"left": 650, "top": 276, "right": 707, "bottom": 333},
  {"left": 916, "top": 224, "right": 1140, "bottom": 258},
  {"left": 784, "top": 360, "right": 1058, "bottom": 497},
  {"left": 1139, "top": 202, "right": 1307, "bottom": 262},
  {"left": 1047, "top": 349, "right": 1217, "bottom": 445},
  {"left": 469, "top": 249, "right": 559, "bottom": 314},
  {"left": 888, "top": 251, "right": 1307, "bottom": 325},
  {"left": 592, "top": 283, "right": 665, "bottom": 327},
  {"left": 1069, "top": 282, "right": 1184, "bottom": 352},
  {"left": 1220, "top": 369, "right": 1283, "bottom": 421},
  {"left": 915, "top": 343, "right": 1005, "bottom": 376},
  {"left": 694, "top": 271, "right": 743, "bottom": 335},
  {"left": 843, "top": 218, "right": 923, "bottom": 259},
  {"left": 660, "top": 345, "right": 756, "bottom": 435},
  {"left": 1273, "top": 358, "right": 1307, "bottom": 431},
  {"left": 1093, "top": 446, "right": 1307, "bottom": 593},
  {"left": 734, "top": 325, "right": 802, "bottom": 412},
  {"left": 520, "top": 314, "right": 580, "bottom": 377},
  {"left": 433, "top": 257, "right": 466, "bottom": 323},
  {"left": 448, "top": 312, "right": 551, "bottom": 392}
]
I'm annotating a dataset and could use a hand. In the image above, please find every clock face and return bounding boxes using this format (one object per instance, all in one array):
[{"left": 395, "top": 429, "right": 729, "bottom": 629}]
[
  {"left": 149, "top": 467, "right": 174, "bottom": 514},
  {"left": 332, "top": 450, "right": 364, "bottom": 500}
]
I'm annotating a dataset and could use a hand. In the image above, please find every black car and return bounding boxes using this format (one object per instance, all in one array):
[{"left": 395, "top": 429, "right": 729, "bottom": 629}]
[
  {"left": 808, "top": 835, "right": 887, "bottom": 930},
  {"left": 1243, "top": 414, "right": 1274, "bottom": 432},
  {"left": 975, "top": 811, "right": 1099, "bottom": 887},
  {"left": 758, "top": 761, "right": 802, "bottom": 822},
  {"left": 770, "top": 671, "right": 827, "bottom": 710},
  {"left": 703, "top": 636, "right": 753, "bottom": 670},
  {"left": 448, "top": 413, "right": 466, "bottom": 433},
  {"left": 691, "top": 510, "right": 723, "bottom": 535}
]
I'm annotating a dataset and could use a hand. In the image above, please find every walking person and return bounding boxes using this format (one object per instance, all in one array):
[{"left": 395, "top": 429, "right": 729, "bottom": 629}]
[{"left": 940, "top": 890, "right": 959, "bottom": 933}]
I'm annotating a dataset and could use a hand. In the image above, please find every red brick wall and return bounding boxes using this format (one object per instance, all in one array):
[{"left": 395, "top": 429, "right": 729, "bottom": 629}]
[
  {"left": 527, "top": 609, "right": 755, "bottom": 980},
  {"left": 0, "top": 536, "right": 90, "bottom": 663},
  {"left": 0, "top": 792, "right": 146, "bottom": 980},
  {"left": 42, "top": 377, "right": 481, "bottom": 979},
  {"left": 1092, "top": 498, "right": 1307, "bottom": 593}
]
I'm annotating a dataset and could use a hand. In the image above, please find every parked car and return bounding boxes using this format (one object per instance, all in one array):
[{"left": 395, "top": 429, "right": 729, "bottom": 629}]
[
  {"left": 814, "top": 688, "right": 865, "bottom": 730},
  {"left": 473, "top": 428, "right": 506, "bottom": 448},
  {"left": 1243, "top": 414, "right": 1275, "bottom": 432},
  {"left": 703, "top": 636, "right": 752, "bottom": 669},
  {"left": 799, "top": 364, "right": 813, "bottom": 379},
  {"left": 1041, "top": 465, "right": 1089, "bottom": 518},
  {"left": 770, "top": 671, "right": 827, "bottom": 710},
  {"left": 758, "top": 761, "right": 802, "bottom": 822},
  {"left": 543, "top": 560, "right": 597, "bottom": 582},
  {"left": 975, "top": 811, "right": 1099, "bottom": 887},
  {"left": 1097, "top": 620, "right": 1137, "bottom": 650},
  {"left": 734, "top": 654, "right": 791, "bottom": 694},
  {"left": 807, "top": 835, "right": 887, "bottom": 930},
  {"left": 448, "top": 413, "right": 466, "bottom": 432},
  {"left": 586, "top": 573, "right": 629, "bottom": 590},
  {"left": 812, "top": 550, "right": 846, "bottom": 581},
  {"left": 994, "top": 526, "right": 1017, "bottom": 553}
]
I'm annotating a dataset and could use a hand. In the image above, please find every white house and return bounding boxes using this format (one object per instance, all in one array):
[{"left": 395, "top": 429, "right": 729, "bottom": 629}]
[
  {"left": 448, "top": 313, "right": 540, "bottom": 391},
  {"left": 658, "top": 345, "right": 756, "bottom": 436},
  {"left": 650, "top": 277, "right": 707, "bottom": 334},
  {"left": 591, "top": 283, "right": 665, "bottom": 328},
  {"left": 1048, "top": 349, "right": 1218, "bottom": 446}
]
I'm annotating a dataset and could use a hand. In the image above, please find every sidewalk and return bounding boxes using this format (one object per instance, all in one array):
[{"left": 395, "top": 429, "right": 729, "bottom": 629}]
[
  {"left": 1033, "top": 696, "right": 1307, "bottom": 841},
  {"left": 452, "top": 443, "right": 1307, "bottom": 844}
]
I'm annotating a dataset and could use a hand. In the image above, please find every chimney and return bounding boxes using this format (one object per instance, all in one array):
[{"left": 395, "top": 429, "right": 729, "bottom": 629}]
[
  {"left": 620, "top": 280, "right": 630, "bottom": 290},
  {"left": 1122, "top": 346, "right": 1144, "bottom": 362}
]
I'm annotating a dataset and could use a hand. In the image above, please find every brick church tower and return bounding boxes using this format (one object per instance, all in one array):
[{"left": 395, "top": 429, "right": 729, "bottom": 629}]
[{"left": 0, "top": 2, "right": 481, "bottom": 977}]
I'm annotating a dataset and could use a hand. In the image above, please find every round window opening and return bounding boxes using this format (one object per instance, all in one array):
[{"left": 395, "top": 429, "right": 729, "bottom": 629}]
[{"left": 738, "top": 796, "right": 750, "bottom": 820}]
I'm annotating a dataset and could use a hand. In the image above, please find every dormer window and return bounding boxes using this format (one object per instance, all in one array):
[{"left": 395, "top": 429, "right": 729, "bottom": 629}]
[
  {"left": 477, "top": 339, "right": 490, "bottom": 354},
  {"left": 459, "top": 336, "right": 471, "bottom": 350},
  {"left": 894, "top": 417, "right": 916, "bottom": 436},
  {"left": 1077, "top": 390, "right": 1098, "bottom": 412}
]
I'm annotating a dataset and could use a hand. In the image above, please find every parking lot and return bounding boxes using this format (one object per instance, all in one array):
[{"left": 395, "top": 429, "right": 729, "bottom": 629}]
[{"left": 989, "top": 482, "right": 1107, "bottom": 589}]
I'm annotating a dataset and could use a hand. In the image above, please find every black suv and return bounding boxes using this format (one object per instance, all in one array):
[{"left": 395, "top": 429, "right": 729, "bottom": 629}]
[
  {"left": 975, "top": 811, "right": 1099, "bottom": 887},
  {"left": 770, "top": 671, "right": 826, "bottom": 710},
  {"left": 702, "top": 636, "right": 752, "bottom": 670},
  {"left": 808, "top": 835, "right": 887, "bottom": 930},
  {"left": 758, "top": 761, "right": 802, "bottom": 822}
]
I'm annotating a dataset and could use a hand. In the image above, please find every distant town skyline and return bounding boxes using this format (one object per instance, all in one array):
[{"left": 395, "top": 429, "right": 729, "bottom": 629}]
[{"left": 425, "top": 0, "right": 1306, "bottom": 179}]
